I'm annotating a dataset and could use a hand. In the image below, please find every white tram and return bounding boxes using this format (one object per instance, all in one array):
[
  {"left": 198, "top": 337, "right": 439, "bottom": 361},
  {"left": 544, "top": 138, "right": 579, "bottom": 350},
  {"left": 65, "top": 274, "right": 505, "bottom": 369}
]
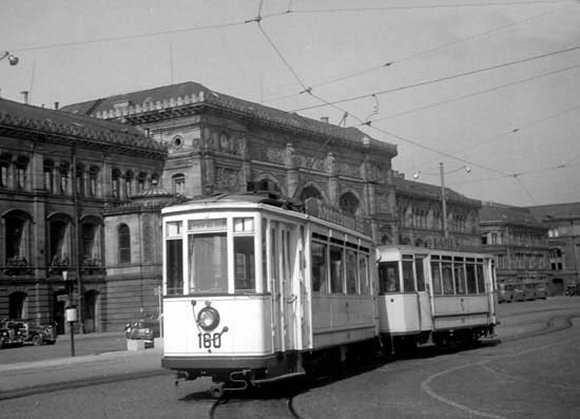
[
  {"left": 376, "top": 246, "right": 497, "bottom": 350},
  {"left": 161, "top": 194, "right": 377, "bottom": 396}
]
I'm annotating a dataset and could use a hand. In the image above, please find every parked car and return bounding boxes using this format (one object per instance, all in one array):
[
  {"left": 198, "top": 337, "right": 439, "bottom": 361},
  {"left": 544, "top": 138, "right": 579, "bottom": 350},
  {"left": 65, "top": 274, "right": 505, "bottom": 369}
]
[
  {"left": 125, "top": 319, "right": 160, "bottom": 341},
  {"left": 0, "top": 319, "right": 26, "bottom": 349},
  {"left": 20, "top": 319, "right": 58, "bottom": 346},
  {"left": 566, "top": 284, "right": 580, "bottom": 296}
]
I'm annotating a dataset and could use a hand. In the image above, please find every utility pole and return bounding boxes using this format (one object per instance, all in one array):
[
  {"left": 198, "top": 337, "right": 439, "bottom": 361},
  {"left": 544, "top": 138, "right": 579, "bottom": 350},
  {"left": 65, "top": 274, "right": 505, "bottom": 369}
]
[{"left": 440, "top": 162, "right": 448, "bottom": 239}]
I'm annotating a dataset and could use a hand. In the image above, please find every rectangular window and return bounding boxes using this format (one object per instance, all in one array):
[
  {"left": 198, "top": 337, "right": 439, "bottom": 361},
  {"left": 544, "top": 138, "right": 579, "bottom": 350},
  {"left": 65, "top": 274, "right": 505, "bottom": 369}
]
[
  {"left": 188, "top": 233, "right": 228, "bottom": 293},
  {"left": 166, "top": 221, "right": 182, "bottom": 237},
  {"left": 416, "top": 257, "right": 426, "bottom": 291},
  {"left": 234, "top": 217, "right": 254, "bottom": 232},
  {"left": 466, "top": 264, "right": 477, "bottom": 294},
  {"left": 346, "top": 249, "right": 357, "bottom": 294},
  {"left": 311, "top": 241, "right": 328, "bottom": 293},
  {"left": 402, "top": 258, "right": 415, "bottom": 292},
  {"left": 476, "top": 263, "right": 485, "bottom": 293},
  {"left": 234, "top": 236, "right": 255, "bottom": 291},
  {"left": 379, "top": 261, "right": 400, "bottom": 293},
  {"left": 454, "top": 262, "right": 466, "bottom": 294},
  {"left": 442, "top": 261, "right": 454, "bottom": 294},
  {"left": 166, "top": 239, "right": 183, "bottom": 295},
  {"left": 330, "top": 245, "right": 344, "bottom": 293},
  {"left": 359, "top": 254, "right": 369, "bottom": 295},
  {"left": 431, "top": 261, "right": 442, "bottom": 294}
]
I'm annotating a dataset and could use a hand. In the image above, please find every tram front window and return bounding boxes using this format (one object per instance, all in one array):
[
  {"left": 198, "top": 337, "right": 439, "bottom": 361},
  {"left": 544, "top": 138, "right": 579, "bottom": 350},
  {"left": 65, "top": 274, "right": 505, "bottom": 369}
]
[
  {"left": 378, "top": 261, "right": 400, "bottom": 293},
  {"left": 188, "top": 233, "right": 228, "bottom": 293},
  {"left": 234, "top": 236, "right": 255, "bottom": 291}
]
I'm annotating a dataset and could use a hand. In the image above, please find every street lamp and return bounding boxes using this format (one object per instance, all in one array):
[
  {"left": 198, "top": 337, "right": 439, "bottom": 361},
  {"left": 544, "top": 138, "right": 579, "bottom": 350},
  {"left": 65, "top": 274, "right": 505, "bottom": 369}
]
[
  {"left": 63, "top": 270, "right": 77, "bottom": 357},
  {"left": 413, "top": 163, "right": 471, "bottom": 239},
  {"left": 0, "top": 51, "right": 19, "bottom": 66}
]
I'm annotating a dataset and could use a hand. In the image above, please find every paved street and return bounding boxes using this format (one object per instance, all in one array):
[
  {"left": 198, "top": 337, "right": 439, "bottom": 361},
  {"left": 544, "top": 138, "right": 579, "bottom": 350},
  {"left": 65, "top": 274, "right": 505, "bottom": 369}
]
[{"left": 1, "top": 297, "right": 579, "bottom": 418}]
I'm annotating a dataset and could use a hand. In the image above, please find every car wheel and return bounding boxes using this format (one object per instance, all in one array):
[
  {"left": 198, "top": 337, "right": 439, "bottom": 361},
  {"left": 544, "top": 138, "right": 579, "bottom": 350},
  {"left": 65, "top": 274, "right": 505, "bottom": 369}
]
[{"left": 32, "top": 334, "right": 43, "bottom": 346}]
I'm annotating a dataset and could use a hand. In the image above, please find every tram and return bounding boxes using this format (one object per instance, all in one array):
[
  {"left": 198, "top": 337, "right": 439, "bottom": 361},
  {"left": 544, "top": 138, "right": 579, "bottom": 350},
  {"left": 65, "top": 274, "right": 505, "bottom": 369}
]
[
  {"left": 376, "top": 246, "right": 497, "bottom": 350},
  {"left": 161, "top": 193, "right": 377, "bottom": 396},
  {"left": 161, "top": 193, "right": 499, "bottom": 396}
]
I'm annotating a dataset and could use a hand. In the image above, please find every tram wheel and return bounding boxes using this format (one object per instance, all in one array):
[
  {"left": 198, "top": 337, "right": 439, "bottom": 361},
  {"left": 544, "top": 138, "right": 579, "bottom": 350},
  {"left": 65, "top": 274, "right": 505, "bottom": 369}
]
[{"left": 209, "top": 383, "right": 225, "bottom": 399}]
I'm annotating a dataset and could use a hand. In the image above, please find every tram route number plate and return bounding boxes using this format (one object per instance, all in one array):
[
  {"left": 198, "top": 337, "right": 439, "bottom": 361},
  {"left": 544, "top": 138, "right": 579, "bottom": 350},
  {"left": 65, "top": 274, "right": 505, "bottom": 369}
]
[{"left": 197, "top": 332, "right": 222, "bottom": 349}]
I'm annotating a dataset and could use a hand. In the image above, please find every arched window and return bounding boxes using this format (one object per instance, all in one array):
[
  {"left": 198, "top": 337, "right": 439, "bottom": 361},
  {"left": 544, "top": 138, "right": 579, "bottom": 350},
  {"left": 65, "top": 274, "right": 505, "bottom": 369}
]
[
  {"left": 118, "top": 224, "right": 131, "bottom": 264},
  {"left": 339, "top": 191, "right": 360, "bottom": 215},
  {"left": 4, "top": 210, "right": 32, "bottom": 266},
  {"left": 299, "top": 185, "right": 323, "bottom": 203}
]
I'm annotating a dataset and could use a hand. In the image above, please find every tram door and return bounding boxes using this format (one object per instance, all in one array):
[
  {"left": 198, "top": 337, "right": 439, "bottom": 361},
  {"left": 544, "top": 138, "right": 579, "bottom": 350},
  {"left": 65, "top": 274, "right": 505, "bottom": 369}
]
[
  {"left": 415, "top": 256, "right": 433, "bottom": 331},
  {"left": 270, "top": 222, "right": 298, "bottom": 352}
]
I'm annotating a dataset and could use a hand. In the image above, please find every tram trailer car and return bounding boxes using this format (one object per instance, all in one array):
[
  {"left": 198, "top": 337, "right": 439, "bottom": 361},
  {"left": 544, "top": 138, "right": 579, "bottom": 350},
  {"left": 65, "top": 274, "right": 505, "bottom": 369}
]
[
  {"left": 161, "top": 194, "right": 378, "bottom": 396},
  {"left": 376, "top": 246, "right": 498, "bottom": 351}
]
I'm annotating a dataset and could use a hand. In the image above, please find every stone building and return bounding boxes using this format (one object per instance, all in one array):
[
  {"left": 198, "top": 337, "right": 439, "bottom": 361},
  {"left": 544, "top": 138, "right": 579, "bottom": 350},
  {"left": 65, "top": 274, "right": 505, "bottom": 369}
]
[
  {"left": 479, "top": 202, "right": 550, "bottom": 293},
  {"left": 528, "top": 203, "right": 580, "bottom": 294},
  {"left": 0, "top": 97, "right": 166, "bottom": 333},
  {"left": 1, "top": 81, "right": 483, "bottom": 333},
  {"left": 393, "top": 173, "right": 482, "bottom": 250}
]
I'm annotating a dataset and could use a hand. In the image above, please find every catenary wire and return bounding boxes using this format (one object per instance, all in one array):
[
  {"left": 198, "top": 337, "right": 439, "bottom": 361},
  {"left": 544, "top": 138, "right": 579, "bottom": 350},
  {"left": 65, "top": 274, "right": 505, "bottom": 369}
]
[{"left": 291, "top": 45, "right": 580, "bottom": 112}]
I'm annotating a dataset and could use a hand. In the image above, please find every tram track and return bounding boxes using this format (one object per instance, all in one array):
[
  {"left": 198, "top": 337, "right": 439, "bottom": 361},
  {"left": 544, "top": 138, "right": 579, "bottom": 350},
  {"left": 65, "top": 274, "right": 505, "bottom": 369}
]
[{"left": 209, "top": 393, "right": 302, "bottom": 419}]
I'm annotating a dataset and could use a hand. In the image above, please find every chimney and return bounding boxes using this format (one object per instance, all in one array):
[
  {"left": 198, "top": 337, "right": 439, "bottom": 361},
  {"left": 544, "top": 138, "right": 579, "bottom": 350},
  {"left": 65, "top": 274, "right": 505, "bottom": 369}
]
[
  {"left": 54, "top": 101, "right": 60, "bottom": 110},
  {"left": 20, "top": 91, "right": 29, "bottom": 104},
  {"left": 320, "top": 116, "right": 329, "bottom": 124}
]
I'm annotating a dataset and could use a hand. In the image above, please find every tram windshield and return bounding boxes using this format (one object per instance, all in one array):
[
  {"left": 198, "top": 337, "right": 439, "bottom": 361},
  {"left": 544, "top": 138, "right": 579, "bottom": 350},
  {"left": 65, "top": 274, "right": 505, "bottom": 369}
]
[{"left": 188, "top": 233, "right": 228, "bottom": 293}]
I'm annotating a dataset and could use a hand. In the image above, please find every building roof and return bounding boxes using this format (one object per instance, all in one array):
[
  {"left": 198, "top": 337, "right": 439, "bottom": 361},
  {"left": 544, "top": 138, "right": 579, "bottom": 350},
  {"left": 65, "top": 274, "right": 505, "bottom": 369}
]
[
  {"left": 479, "top": 203, "right": 546, "bottom": 229},
  {"left": 527, "top": 202, "right": 580, "bottom": 221},
  {"left": 61, "top": 81, "right": 397, "bottom": 155},
  {"left": 393, "top": 176, "right": 481, "bottom": 207},
  {"left": 0, "top": 98, "right": 166, "bottom": 155}
]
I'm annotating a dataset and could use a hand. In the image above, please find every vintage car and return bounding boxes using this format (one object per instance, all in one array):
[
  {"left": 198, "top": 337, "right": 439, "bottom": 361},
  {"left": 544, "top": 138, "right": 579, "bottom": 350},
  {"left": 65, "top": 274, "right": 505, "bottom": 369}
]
[
  {"left": 125, "top": 319, "right": 160, "bottom": 341},
  {"left": 0, "top": 319, "right": 26, "bottom": 349},
  {"left": 0, "top": 319, "right": 57, "bottom": 348},
  {"left": 20, "top": 319, "right": 58, "bottom": 346}
]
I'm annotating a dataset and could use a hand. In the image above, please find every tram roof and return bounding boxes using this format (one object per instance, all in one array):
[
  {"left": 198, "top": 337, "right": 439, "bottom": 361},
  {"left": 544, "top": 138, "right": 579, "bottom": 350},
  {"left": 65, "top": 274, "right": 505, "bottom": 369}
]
[{"left": 376, "top": 244, "right": 493, "bottom": 259}]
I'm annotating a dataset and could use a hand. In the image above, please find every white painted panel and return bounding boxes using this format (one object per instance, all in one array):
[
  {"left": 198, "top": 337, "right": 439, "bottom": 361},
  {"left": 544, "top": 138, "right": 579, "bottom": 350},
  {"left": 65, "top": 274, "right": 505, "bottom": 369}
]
[
  {"left": 163, "top": 295, "right": 272, "bottom": 357},
  {"left": 378, "top": 294, "right": 420, "bottom": 334}
]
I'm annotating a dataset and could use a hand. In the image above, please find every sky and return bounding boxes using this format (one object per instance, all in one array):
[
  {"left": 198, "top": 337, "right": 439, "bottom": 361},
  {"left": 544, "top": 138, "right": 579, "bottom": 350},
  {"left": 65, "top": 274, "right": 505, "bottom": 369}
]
[{"left": 1, "top": 0, "right": 579, "bottom": 207}]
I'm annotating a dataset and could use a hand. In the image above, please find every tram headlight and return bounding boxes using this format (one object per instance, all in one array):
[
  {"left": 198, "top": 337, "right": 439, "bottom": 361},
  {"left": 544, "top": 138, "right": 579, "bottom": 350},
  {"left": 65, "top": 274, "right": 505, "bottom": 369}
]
[{"left": 197, "top": 307, "right": 220, "bottom": 331}]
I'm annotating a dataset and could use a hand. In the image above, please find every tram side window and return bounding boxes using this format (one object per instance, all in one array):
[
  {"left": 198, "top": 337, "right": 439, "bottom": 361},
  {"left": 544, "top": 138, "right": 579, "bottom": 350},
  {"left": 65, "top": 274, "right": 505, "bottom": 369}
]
[
  {"left": 188, "top": 234, "right": 228, "bottom": 293},
  {"left": 431, "top": 262, "right": 442, "bottom": 294},
  {"left": 466, "top": 263, "right": 477, "bottom": 294},
  {"left": 476, "top": 264, "right": 485, "bottom": 293},
  {"left": 416, "top": 257, "right": 426, "bottom": 291},
  {"left": 234, "top": 236, "right": 255, "bottom": 291},
  {"left": 359, "top": 254, "right": 369, "bottom": 295},
  {"left": 402, "top": 259, "right": 415, "bottom": 292},
  {"left": 166, "top": 239, "right": 183, "bottom": 295},
  {"left": 311, "top": 242, "right": 328, "bottom": 293},
  {"left": 346, "top": 249, "right": 357, "bottom": 294},
  {"left": 330, "top": 245, "right": 344, "bottom": 293},
  {"left": 454, "top": 262, "right": 466, "bottom": 294},
  {"left": 379, "top": 261, "right": 400, "bottom": 293},
  {"left": 442, "top": 261, "right": 454, "bottom": 294}
]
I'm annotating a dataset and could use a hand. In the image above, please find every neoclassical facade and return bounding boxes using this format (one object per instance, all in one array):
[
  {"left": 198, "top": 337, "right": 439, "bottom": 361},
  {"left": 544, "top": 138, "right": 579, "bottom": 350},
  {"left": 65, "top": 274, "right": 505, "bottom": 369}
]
[
  {"left": 1, "top": 81, "right": 483, "bottom": 333},
  {"left": 0, "top": 98, "right": 166, "bottom": 332}
]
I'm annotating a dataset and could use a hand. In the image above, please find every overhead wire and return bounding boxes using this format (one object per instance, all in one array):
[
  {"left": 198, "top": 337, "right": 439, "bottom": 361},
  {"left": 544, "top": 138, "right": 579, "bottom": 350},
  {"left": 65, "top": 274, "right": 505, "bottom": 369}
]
[
  {"left": 289, "top": 1, "right": 569, "bottom": 14},
  {"left": 369, "top": 64, "right": 580, "bottom": 124},
  {"left": 291, "top": 45, "right": 580, "bottom": 112}
]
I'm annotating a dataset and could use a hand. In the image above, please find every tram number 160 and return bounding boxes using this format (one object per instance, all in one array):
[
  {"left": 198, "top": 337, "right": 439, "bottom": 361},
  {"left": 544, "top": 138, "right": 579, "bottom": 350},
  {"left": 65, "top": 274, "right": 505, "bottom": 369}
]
[{"left": 197, "top": 332, "right": 222, "bottom": 349}]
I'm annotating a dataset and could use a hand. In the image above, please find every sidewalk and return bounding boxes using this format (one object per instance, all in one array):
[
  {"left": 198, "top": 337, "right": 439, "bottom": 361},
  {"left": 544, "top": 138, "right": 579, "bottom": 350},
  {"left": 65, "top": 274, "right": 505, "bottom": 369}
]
[{"left": 0, "top": 340, "right": 167, "bottom": 400}]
